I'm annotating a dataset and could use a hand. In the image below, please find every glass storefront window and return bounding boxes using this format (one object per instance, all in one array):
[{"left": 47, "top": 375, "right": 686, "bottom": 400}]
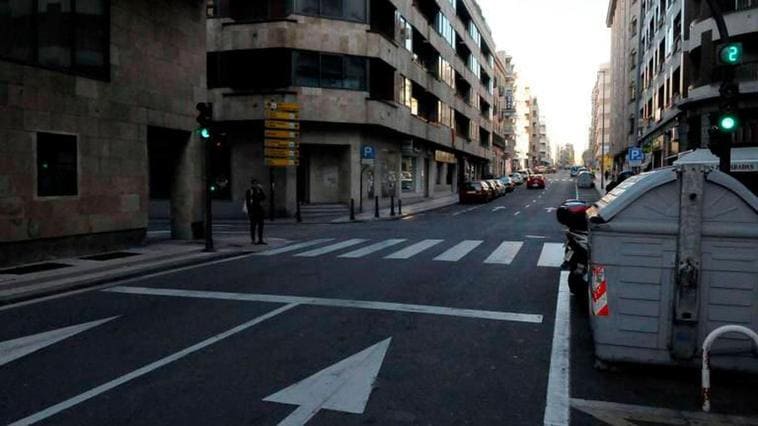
[{"left": 401, "top": 156, "right": 417, "bottom": 193}]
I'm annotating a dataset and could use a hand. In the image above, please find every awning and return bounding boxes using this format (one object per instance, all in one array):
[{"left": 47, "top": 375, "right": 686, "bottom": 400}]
[{"left": 732, "top": 147, "right": 758, "bottom": 173}]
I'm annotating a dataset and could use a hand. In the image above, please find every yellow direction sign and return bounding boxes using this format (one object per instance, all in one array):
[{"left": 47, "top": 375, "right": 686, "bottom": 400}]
[
  {"left": 265, "top": 110, "right": 298, "bottom": 121},
  {"left": 265, "top": 120, "right": 300, "bottom": 130},
  {"left": 265, "top": 129, "right": 299, "bottom": 139},
  {"left": 265, "top": 139, "right": 298, "bottom": 149},
  {"left": 265, "top": 158, "right": 299, "bottom": 167},
  {"left": 265, "top": 148, "right": 299, "bottom": 158},
  {"left": 266, "top": 101, "right": 300, "bottom": 112}
]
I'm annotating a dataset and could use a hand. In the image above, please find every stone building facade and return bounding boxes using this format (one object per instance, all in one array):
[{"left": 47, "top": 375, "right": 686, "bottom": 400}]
[
  {"left": 206, "top": 0, "right": 499, "bottom": 216},
  {"left": 0, "top": 1, "right": 208, "bottom": 266}
]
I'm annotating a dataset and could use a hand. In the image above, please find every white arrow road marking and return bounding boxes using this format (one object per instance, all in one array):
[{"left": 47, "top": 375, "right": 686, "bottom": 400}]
[
  {"left": 266, "top": 338, "right": 392, "bottom": 425},
  {"left": 8, "top": 305, "right": 298, "bottom": 426},
  {"left": 491, "top": 206, "right": 506, "bottom": 212},
  {"left": 570, "top": 398, "right": 758, "bottom": 426},
  {"left": 514, "top": 211, "right": 521, "bottom": 216},
  {"left": 0, "top": 317, "right": 118, "bottom": 367},
  {"left": 545, "top": 207, "right": 557, "bottom": 213}
]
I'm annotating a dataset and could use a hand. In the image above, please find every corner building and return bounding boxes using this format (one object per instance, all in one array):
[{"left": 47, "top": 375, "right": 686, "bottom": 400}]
[{"left": 207, "top": 0, "right": 498, "bottom": 215}]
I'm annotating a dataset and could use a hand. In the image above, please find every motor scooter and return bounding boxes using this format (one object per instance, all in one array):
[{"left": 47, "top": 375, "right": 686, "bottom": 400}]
[{"left": 556, "top": 200, "right": 590, "bottom": 303}]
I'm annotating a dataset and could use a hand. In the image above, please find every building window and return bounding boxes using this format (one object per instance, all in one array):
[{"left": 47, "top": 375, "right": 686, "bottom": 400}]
[
  {"left": 401, "top": 156, "right": 417, "bottom": 193},
  {"left": 294, "top": 0, "right": 367, "bottom": 22},
  {"left": 437, "top": 57, "right": 455, "bottom": 88},
  {"left": 468, "top": 22, "right": 481, "bottom": 47},
  {"left": 396, "top": 12, "right": 412, "bottom": 51},
  {"left": 435, "top": 12, "right": 455, "bottom": 47},
  {"left": 438, "top": 101, "right": 454, "bottom": 128},
  {"left": 468, "top": 55, "right": 480, "bottom": 77},
  {"left": 400, "top": 76, "right": 413, "bottom": 108},
  {"left": 293, "top": 50, "right": 366, "bottom": 90},
  {"left": 0, "top": 0, "right": 108, "bottom": 79},
  {"left": 37, "top": 132, "right": 78, "bottom": 197}
]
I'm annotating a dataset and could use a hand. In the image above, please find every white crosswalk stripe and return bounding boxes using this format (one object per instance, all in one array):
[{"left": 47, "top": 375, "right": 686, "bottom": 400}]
[
  {"left": 385, "top": 239, "right": 444, "bottom": 259},
  {"left": 259, "top": 238, "right": 565, "bottom": 268},
  {"left": 294, "top": 239, "right": 369, "bottom": 257},
  {"left": 338, "top": 239, "right": 408, "bottom": 258},
  {"left": 433, "top": 240, "right": 483, "bottom": 262},
  {"left": 254, "top": 239, "right": 335, "bottom": 256},
  {"left": 537, "top": 243, "right": 565, "bottom": 267},
  {"left": 483, "top": 241, "right": 523, "bottom": 265}
]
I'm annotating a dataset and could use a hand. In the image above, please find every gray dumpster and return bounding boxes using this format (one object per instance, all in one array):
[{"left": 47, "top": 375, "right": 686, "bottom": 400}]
[{"left": 586, "top": 153, "right": 758, "bottom": 371}]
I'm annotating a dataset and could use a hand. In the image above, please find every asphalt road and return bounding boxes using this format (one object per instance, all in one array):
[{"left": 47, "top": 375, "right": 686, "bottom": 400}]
[{"left": 1, "top": 171, "right": 756, "bottom": 425}]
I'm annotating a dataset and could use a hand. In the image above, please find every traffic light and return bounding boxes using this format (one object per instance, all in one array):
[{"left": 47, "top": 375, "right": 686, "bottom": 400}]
[
  {"left": 718, "top": 42, "right": 743, "bottom": 65},
  {"left": 717, "top": 81, "right": 740, "bottom": 133},
  {"left": 196, "top": 102, "right": 213, "bottom": 140}
]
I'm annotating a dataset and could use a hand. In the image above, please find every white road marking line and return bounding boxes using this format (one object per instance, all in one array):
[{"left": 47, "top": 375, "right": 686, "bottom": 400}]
[
  {"left": 384, "top": 239, "right": 444, "bottom": 259},
  {"left": 492, "top": 206, "right": 506, "bottom": 212},
  {"left": 8, "top": 304, "right": 299, "bottom": 426},
  {"left": 525, "top": 235, "right": 547, "bottom": 239},
  {"left": 0, "top": 317, "right": 118, "bottom": 367},
  {"left": 532, "top": 199, "right": 537, "bottom": 203},
  {"left": 433, "top": 240, "right": 483, "bottom": 262},
  {"left": 452, "top": 205, "right": 482, "bottom": 216},
  {"left": 338, "top": 239, "right": 407, "bottom": 258},
  {"left": 570, "top": 398, "right": 758, "bottom": 425},
  {"left": 483, "top": 241, "right": 523, "bottom": 265},
  {"left": 543, "top": 271, "right": 571, "bottom": 426},
  {"left": 525, "top": 204, "right": 531, "bottom": 208},
  {"left": 514, "top": 211, "right": 521, "bottom": 216},
  {"left": 537, "top": 243, "right": 565, "bottom": 267},
  {"left": 255, "top": 239, "right": 335, "bottom": 256},
  {"left": 294, "top": 239, "right": 369, "bottom": 257},
  {"left": 105, "top": 286, "right": 544, "bottom": 324},
  {"left": 266, "top": 338, "right": 392, "bottom": 424}
]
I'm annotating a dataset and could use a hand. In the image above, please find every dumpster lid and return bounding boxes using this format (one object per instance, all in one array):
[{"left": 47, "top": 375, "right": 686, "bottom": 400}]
[
  {"left": 706, "top": 170, "right": 758, "bottom": 212},
  {"left": 589, "top": 168, "right": 678, "bottom": 222}
]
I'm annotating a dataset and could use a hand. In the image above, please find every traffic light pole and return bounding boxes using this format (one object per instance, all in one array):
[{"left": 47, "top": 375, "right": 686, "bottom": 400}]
[{"left": 704, "top": 0, "right": 734, "bottom": 173}]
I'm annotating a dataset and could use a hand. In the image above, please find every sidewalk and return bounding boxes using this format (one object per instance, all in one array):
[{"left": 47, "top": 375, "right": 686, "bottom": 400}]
[
  {"left": 331, "top": 194, "right": 459, "bottom": 223},
  {"left": 593, "top": 175, "right": 607, "bottom": 197},
  {"left": 0, "top": 236, "right": 291, "bottom": 305}
]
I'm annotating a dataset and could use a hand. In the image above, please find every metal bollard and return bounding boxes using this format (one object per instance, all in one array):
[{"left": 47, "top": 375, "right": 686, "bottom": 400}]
[
  {"left": 701, "top": 325, "right": 758, "bottom": 412},
  {"left": 296, "top": 201, "right": 302, "bottom": 223},
  {"left": 374, "top": 196, "right": 380, "bottom": 218},
  {"left": 390, "top": 196, "right": 395, "bottom": 216},
  {"left": 398, "top": 199, "right": 402, "bottom": 216},
  {"left": 350, "top": 198, "right": 355, "bottom": 221}
]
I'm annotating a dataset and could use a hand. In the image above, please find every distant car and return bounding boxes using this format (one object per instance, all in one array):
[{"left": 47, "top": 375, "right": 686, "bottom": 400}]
[
  {"left": 510, "top": 173, "right": 524, "bottom": 185},
  {"left": 460, "top": 181, "right": 490, "bottom": 203},
  {"left": 527, "top": 174, "right": 546, "bottom": 189},
  {"left": 488, "top": 179, "right": 506, "bottom": 197},
  {"left": 480, "top": 180, "right": 497, "bottom": 200},
  {"left": 570, "top": 166, "right": 580, "bottom": 177},
  {"left": 499, "top": 176, "right": 515, "bottom": 192},
  {"left": 605, "top": 170, "right": 635, "bottom": 192},
  {"left": 577, "top": 171, "right": 595, "bottom": 188}
]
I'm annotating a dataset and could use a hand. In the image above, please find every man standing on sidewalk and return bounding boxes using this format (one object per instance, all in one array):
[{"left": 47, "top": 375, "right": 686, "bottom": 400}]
[{"left": 245, "top": 179, "right": 266, "bottom": 245}]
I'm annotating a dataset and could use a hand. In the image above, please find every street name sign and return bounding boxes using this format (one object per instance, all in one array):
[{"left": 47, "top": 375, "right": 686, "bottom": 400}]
[
  {"left": 265, "top": 101, "right": 300, "bottom": 112},
  {"left": 265, "top": 129, "right": 299, "bottom": 139},
  {"left": 264, "top": 100, "right": 301, "bottom": 168},
  {"left": 264, "top": 158, "right": 299, "bottom": 167},
  {"left": 265, "top": 148, "right": 299, "bottom": 158},
  {"left": 265, "top": 120, "right": 300, "bottom": 130},
  {"left": 264, "top": 110, "right": 299, "bottom": 121}
]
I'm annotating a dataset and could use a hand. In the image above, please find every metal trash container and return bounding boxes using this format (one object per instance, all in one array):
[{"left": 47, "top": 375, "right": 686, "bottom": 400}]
[{"left": 586, "top": 150, "right": 758, "bottom": 371}]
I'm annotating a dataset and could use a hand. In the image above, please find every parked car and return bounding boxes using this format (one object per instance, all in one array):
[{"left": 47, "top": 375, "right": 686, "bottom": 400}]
[
  {"left": 527, "top": 174, "right": 546, "bottom": 189},
  {"left": 605, "top": 170, "right": 635, "bottom": 192},
  {"left": 570, "top": 166, "right": 580, "bottom": 177},
  {"left": 577, "top": 171, "right": 595, "bottom": 188},
  {"left": 510, "top": 173, "right": 525, "bottom": 185},
  {"left": 488, "top": 179, "right": 506, "bottom": 197},
  {"left": 499, "top": 176, "right": 515, "bottom": 192},
  {"left": 460, "top": 181, "right": 490, "bottom": 203}
]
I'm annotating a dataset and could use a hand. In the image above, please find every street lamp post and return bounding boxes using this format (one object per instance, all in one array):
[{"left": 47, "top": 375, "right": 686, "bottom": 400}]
[{"left": 599, "top": 69, "right": 607, "bottom": 190}]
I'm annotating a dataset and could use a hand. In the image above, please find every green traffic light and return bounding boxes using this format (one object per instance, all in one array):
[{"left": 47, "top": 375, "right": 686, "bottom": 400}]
[
  {"left": 199, "top": 128, "right": 211, "bottom": 139},
  {"left": 718, "top": 114, "right": 739, "bottom": 132},
  {"left": 720, "top": 43, "right": 743, "bottom": 65}
]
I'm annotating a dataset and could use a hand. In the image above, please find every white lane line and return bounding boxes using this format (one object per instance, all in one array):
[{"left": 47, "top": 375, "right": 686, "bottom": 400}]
[
  {"left": 452, "top": 205, "right": 483, "bottom": 216},
  {"left": 433, "top": 240, "right": 483, "bottom": 262},
  {"left": 338, "top": 239, "right": 407, "bottom": 258},
  {"left": 525, "top": 235, "right": 547, "bottom": 239},
  {"left": 255, "top": 239, "right": 335, "bottom": 256},
  {"left": 525, "top": 204, "right": 531, "bottom": 208},
  {"left": 105, "top": 286, "right": 544, "bottom": 324},
  {"left": 537, "top": 243, "right": 565, "bottom": 267},
  {"left": 294, "top": 239, "right": 369, "bottom": 257},
  {"left": 543, "top": 271, "right": 571, "bottom": 426},
  {"left": 384, "top": 239, "right": 444, "bottom": 259},
  {"left": 483, "top": 241, "right": 523, "bottom": 265},
  {"left": 8, "top": 303, "right": 299, "bottom": 426},
  {"left": 532, "top": 199, "right": 537, "bottom": 203},
  {"left": 514, "top": 211, "right": 521, "bottom": 216}
]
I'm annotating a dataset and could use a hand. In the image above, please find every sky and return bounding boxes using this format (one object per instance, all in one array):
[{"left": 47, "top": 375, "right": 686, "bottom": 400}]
[{"left": 476, "top": 0, "right": 611, "bottom": 160}]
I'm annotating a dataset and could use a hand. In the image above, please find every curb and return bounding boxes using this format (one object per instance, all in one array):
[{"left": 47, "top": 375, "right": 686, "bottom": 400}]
[{"left": 0, "top": 249, "right": 249, "bottom": 306}]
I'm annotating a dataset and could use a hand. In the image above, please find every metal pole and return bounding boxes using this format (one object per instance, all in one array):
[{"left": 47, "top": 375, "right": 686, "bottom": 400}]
[
  {"left": 359, "top": 167, "right": 364, "bottom": 213},
  {"left": 204, "top": 135, "right": 214, "bottom": 252},
  {"left": 374, "top": 196, "right": 379, "bottom": 218},
  {"left": 350, "top": 198, "right": 355, "bottom": 221},
  {"left": 269, "top": 167, "right": 275, "bottom": 221},
  {"left": 600, "top": 69, "right": 606, "bottom": 190},
  {"left": 390, "top": 196, "right": 395, "bottom": 217},
  {"left": 398, "top": 199, "right": 402, "bottom": 216}
]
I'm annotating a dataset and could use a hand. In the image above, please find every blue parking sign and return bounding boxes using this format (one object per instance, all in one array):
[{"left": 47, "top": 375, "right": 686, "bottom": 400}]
[
  {"left": 628, "top": 147, "right": 644, "bottom": 166},
  {"left": 361, "top": 145, "right": 375, "bottom": 160}
]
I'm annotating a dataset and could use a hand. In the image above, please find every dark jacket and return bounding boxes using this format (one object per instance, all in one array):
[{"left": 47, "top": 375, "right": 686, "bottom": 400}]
[{"left": 246, "top": 185, "right": 266, "bottom": 216}]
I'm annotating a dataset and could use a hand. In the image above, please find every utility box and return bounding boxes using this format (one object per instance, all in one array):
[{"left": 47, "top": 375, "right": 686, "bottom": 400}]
[{"left": 586, "top": 151, "right": 758, "bottom": 371}]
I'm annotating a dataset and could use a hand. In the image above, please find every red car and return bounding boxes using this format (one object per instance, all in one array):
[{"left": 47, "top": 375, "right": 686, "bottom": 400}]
[
  {"left": 527, "top": 174, "right": 546, "bottom": 189},
  {"left": 460, "top": 181, "right": 491, "bottom": 203}
]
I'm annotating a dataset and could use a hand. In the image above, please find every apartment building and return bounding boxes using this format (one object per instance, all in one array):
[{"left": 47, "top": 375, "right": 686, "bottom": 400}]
[
  {"left": 589, "top": 63, "right": 612, "bottom": 171},
  {"left": 205, "top": 0, "right": 499, "bottom": 216},
  {"left": 514, "top": 84, "right": 532, "bottom": 170},
  {"left": 496, "top": 51, "right": 521, "bottom": 172},
  {"left": 491, "top": 53, "right": 516, "bottom": 177},
  {"left": 607, "top": 0, "right": 640, "bottom": 171},
  {"left": 0, "top": 1, "right": 207, "bottom": 266}
]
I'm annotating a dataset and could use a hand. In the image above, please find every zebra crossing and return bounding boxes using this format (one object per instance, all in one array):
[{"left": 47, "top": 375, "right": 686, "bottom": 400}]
[{"left": 255, "top": 238, "right": 565, "bottom": 267}]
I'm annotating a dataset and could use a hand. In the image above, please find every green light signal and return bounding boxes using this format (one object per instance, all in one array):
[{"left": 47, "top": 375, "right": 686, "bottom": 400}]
[
  {"left": 199, "top": 127, "right": 211, "bottom": 139},
  {"left": 718, "top": 114, "right": 739, "bottom": 132},
  {"left": 719, "top": 42, "right": 743, "bottom": 65}
]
